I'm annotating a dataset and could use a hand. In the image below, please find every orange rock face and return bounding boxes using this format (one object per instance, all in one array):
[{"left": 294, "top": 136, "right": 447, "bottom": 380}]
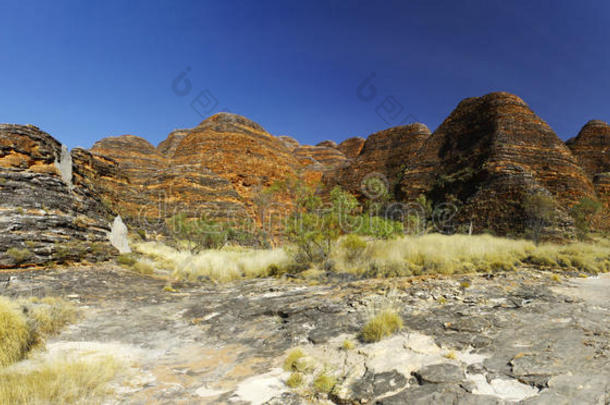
[
  {"left": 91, "top": 135, "right": 167, "bottom": 185},
  {"left": 277, "top": 135, "right": 300, "bottom": 151},
  {"left": 172, "top": 113, "right": 300, "bottom": 217},
  {"left": 292, "top": 145, "right": 349, "bottom": 170},
  {"left": 316, "top": 140, "right": 338, "bottom": 149},
  {"left": 337, "top": 137, "right": 366, "bottom": 159},
  {"left": 398, "top": 92, "right": 596, "bottom": 235},
  {"left": 328, "top": 124, "right": 431, "bottom": 197},
  {"left": 157, "top": 129, "right": 190, "bottom": 158}
]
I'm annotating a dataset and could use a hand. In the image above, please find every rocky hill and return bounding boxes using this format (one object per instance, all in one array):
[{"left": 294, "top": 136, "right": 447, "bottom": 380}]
[
  {"left": 1, "top": 92, "right": 608, "bottom": 267},
  {"left": 567, "top": 120, "right": 610, "bottom": 211},
  {"left": 327, "top": 123, "right": 431, "bottom": 198},
  {"left": 397, "top": 92, "right": 596, "bottom": 235}
]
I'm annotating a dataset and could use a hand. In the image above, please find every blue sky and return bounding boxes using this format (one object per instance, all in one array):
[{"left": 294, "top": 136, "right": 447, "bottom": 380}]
[{"left": 1, "top": 0, "right": 608, "bottom": 149}]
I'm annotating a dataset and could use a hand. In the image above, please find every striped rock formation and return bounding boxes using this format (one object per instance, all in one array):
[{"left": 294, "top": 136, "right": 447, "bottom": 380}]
[
  {"left": 0, "top": 124, "right": 116, "bottom": 267},
  {"left": 398, "top": 92, "right": 596, "bottom": 235},
  {"left": 337, "top": 137, "right": 366, "bottom": 159},
  {"left": 327, "top": 124, "right": 431, "bottom": 198},
  {"left": 157, "top": 129, "right": 190, "bottom": 158}
]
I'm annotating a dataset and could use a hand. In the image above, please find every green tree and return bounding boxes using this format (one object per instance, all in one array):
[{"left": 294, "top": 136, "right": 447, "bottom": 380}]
[
  {"left": 523, "top": 192, "right": 556, "bottom": 245},
  {"left": 571, "top": 197, "right": 602, "bottom": 240}
]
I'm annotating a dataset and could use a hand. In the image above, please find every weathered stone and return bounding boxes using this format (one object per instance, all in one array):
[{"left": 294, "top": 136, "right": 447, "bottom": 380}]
[
  {"left": 91, "top": 134, "right": 167, "bottom": 186},
  {"left": 351, "top": 370, "right": 407, "bottom": 401},
  {"left": 316, "top": 140, "right": 338, "bottom": 149},
  {"left": 566, "top": 120, "right": 610, "bottom": 178},
  {"left": 292, "top": 145, "right": 349, "bottom": 171},
  {"left": 337, "top": 136, "right": 366, "bottom": 159},
  {"left": 277, "top": 135, "right": 300, "bottom": 151},
  {"left": 328, "top": 123, "right": 431, "bottom": 197},
  {"left": 413, "top": 363, "right": 466, "bottom": 384},
  {"left": 0, "top": 124, "right": 116, "bottom": 267},
  {"left": 398, "top": 92, "right": 596, "bottom": 236},
  {"left": 173, "top": 113, "right": 300, "bottom": 218},
  {"left": 157, "top": 128, "right": 190, "bottom": 158}
]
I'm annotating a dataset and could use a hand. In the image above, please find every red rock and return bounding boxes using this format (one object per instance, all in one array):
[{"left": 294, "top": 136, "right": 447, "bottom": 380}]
[
  {"left": 337, "top": 137, "right": 366, "bottom": 159},
  {"left": 398, "top": 92, "right": 596, "bottom": 235},
  {"left": 173, "top": 113, "right": 301, "bottom": 216},
  {"left": 277, "top": 135, "right": 300, "bottom": 151},
  {"left": 91, "top": 135, "right": 167, "bottom": 185},
  {"left": 157, "top": 129, "right": 190, "bottom": 158},
  {"left": 328, "top": 124, "right": 430, "bottom": 197},
  {"left": 316, "top": 140, "right": 338, "bottom": 149}
]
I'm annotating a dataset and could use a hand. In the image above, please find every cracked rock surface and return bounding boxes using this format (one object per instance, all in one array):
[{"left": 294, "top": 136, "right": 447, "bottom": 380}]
[{"left": 1, "top": 266, "right": 608, "bottom": 404}]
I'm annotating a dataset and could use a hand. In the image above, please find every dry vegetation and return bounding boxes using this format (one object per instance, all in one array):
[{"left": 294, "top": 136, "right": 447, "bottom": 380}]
[
  {"left": 0, "top": 295, "right": 123, "bottom": 404},
  {"left": 133, "top": 241, "right": 293, "bottom": 282},
  {"left": 332, "top": 234, "right": 610, "bottom": 277},
  {"left": 0, "top": 296, "right": 77, "bottom": 367},
  {"left": 0, "top": 356, "right": 122, "bottom": 405},
  {"left": 132, "top": 234, "right": 609, "bottom": 283},
  {"left": 360, "top": 309, "right": 404, "bottom": 343}
]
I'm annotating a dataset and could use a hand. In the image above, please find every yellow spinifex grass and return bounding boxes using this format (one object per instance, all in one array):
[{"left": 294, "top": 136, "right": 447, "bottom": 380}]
[
  {"left": 0, "top": 296, "right": 30, "bottom": 367},
  {"left": 333, "top": 234, "right": 610, "bottom": 276},
  {"left": 0, "top": 295, "right": 78, "bottom": 367},
  {"left": 0, "top": 357, "right": 122, "bottom": 405},
  {"left": 134, "top": 241, "right": 293, "bottom": 282},
  {"left": 361, "top": 309, "right": 403, "bottom": 343}
]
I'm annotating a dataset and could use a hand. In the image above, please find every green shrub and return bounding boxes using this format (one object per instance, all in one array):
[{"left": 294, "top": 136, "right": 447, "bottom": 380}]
[
  {"left": 7, "top": 248, "right": 33, "bottom": 264},
  {"left": 341, "top": 339, "right": 355, "bottom": 350},
  {"left": 361, "top": 309, "right": 403, "bottom": 343},
  {"left": 571, "top": 197, "right": 602, "bottom": 240}
]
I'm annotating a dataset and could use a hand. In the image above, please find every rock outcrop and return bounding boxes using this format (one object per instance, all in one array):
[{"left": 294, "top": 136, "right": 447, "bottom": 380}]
[
  {"left": 316, "top": 140, "right": 338, "bottom": 149},
  {"left": 0, "top": 124, "right": 116, "bottom": 267},
  {"left": 141, "top": 164, "right": 247, "bottom": 227},
  {"left": 328, "top": 124, "right": 431, "bottom": 197},
  {"left": 292, "top": 145, "right": 349, "bottom": 171},
  {"left": 398, "top": 92, "right": 596, "bottom": 235},
  {"left": 90, "top": 135, "right": 167, "bottom": 186},
  {"left": 277, "top": 135, "right": 300, "bottom": 151},
  {"left": 566, "top": 120, "right": 610, "bottom": 219},
  {"left": 566, "top": 120, "right": 610, "bottom": 178},
  {"left": 173, "top": 113, "right": 300, "bottom": 212},
  {"left": 157, "top": 129, "right": 190, "bottom": 158},
  {"left": 338, "top": 136, "right": 366, "bottom": 159}
]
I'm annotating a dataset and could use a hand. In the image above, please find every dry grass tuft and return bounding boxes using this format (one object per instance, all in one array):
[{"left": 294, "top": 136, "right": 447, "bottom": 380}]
[
  {"left": 283, "top": 348, "right": 306, "bottom": 372},
  {"left": 0, "top": 296, "right": 77, "bottom": 367},
  {"left": 0, "top": 356, "right": 121, "bottom": 404},
  {"left": 313, "top": 372, "right": 337, "bottom": 393},
  {"left": 361, "top": 309, "right": 403, "bottom": 343},
  {"left": 341, "top": 339, "right": 355, "bottom": 351},
  {"left": 0, "top": 297, "right": 30, "bottom": 367},
  {"left": 286, "top": 372, "right": 304, "bottom": 388}
]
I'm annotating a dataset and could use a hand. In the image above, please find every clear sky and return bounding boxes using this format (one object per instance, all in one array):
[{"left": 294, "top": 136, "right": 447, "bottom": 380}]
[{"left": 1, "top": 0, "right": 608, "bottom": 149}]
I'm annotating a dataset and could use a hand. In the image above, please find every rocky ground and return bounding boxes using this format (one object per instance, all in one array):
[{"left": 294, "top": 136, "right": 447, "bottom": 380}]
[{"left": 1, "top": 266, "right": 608, "bottom": 404}]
